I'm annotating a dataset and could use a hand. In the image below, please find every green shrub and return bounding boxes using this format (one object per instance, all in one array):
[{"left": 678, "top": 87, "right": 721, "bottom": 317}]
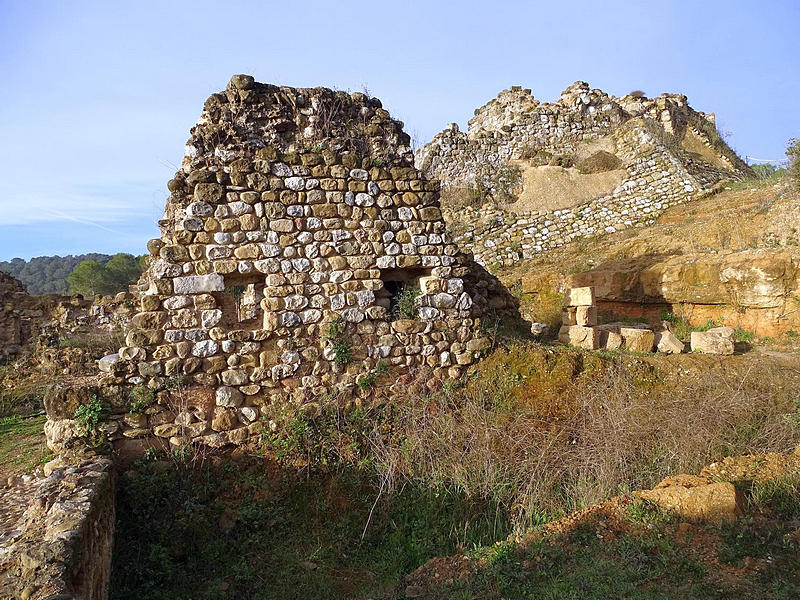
[
  {"left": 325, "top": 316, "right": 352, "bottom": 366},
  {"left": 74, "top": 395, "right": 107, "bottom": 434},
  {"left": 392, "top": 285, "right": 420, "bottom": 319},
  {"left": 128, "top": 385, "right": 155, "bottom": 413},
  {"left": 787, "top": 138, "right": 800, "bottom": 189}
]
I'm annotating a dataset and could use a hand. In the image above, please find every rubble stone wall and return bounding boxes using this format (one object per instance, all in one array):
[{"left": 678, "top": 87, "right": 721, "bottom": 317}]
[
  {"left": 88, "top": 76, "right": 513, "bottom": 450},
  {"left": 417, "top": 83, "right": 752, "bottom": 268}
]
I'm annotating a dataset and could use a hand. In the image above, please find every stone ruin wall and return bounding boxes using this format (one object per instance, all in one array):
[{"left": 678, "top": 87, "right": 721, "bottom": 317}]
[
  {"left": 87, "top": 76, "right": 511, "bottom": 450},
  {"left": 416, "top": 82, "right": 753, "bottom": 268},
  {"left": 0, "top": 456, "right": 115, "bottom": 600},
  {"left": 0, "top": 272, "right": 30, "bottom": 357}
]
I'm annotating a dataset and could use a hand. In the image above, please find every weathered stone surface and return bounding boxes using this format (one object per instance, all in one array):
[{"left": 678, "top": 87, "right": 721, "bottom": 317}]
[
  {"left": 0, "top": 456, "right": 115, "bottom": 600},
  {"left": 637, "top": 476, "right": 742, "bottom": 523},
  {"left": 173, "top": 274, "right": 225, "bottom": 294},
  {"left": 656, "top": 330, "right": 685, "bottom": 354},
  {"left": 565, "top": 286, "right": 595, "bottom": 307},
  {"left": 558, "top": 325, "right": 598, "bottom": 350},
  {"left": 691, "top": 327, "right": 734, "bottom": 355},
  {"left": 620, "top": 327, "right": 655, "bottom": 353},
  {"left": 98, "top": 353, "right": 120, "bottom": 373}
]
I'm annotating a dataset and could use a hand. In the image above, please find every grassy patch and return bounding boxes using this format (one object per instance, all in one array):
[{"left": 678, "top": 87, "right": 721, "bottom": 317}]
[
  {"left": 370, "top": 344, "right": 800, "bottom": 532},
  {"left": 111, "top": 454, "right": 511, "bottom": 600},
  {"left": 0, "top": 414, "right": 51, "bottom": 476}
]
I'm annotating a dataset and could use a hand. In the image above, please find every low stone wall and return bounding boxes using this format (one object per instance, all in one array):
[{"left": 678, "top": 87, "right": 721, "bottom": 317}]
[{"left": 0, "top": 456, "right": 115, "bottom": 600}]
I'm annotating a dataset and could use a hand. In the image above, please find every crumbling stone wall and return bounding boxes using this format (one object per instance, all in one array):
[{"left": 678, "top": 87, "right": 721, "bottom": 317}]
[
  {"left": 417, "top": 82, "right": 753, "bottom": 268},
  {"left": 0, "top": 456, "right": 115, "bottom": 600},
  {"left": 0, "top": 272, "right": 33, "bottom": 358},
  {"left": 93, "top": 76, "right": 505, "bottom": 450}
]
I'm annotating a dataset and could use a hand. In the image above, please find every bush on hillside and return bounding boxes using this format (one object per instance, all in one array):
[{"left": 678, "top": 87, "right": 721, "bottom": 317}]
[
  {"left": 577, "top": 150, "right": 622, "bottom": 173},
  {"left": 788, "top": 138, "right": 800, "bottom": 188},
  {"left": 66, "top": 253, "right": 145, "bottom": 297}
]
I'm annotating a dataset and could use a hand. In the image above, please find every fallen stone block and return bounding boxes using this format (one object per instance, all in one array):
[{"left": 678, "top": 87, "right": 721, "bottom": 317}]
[
  {"left": 565, "top": 286, "right": 595, "bottom": 307},
  {"left": 655, "top": 330, "right": 685, "bottom": 354},
  {"left": 637, "top": 476, "right": 743, "bottom": 523},
  {"left": 691, "top": 326, "right": 734, "bottom": 355},
  {"left": 558, "top": 325, "right": 599, "bottom": 350},
  {"left": 620, "top": 327, "right": 655, "bottom": 352}
]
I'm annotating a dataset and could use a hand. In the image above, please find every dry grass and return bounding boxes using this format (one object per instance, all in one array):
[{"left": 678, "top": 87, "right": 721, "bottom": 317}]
[{"left": 370, "top": 345, "right": 800, "bottom": 532}]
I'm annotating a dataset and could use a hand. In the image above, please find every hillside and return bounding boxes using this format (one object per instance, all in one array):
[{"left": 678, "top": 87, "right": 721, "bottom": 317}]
[
  {"left": 488, "top": 175, "right": 800, "bottom": 342},
  {"left": 0, "top": 254, "right": 112, "bottom": 295}
]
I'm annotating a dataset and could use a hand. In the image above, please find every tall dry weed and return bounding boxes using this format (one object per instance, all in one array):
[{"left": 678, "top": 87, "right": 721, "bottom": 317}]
[{"left": 369, "top": 346, "right": 800, "bottom": 532}]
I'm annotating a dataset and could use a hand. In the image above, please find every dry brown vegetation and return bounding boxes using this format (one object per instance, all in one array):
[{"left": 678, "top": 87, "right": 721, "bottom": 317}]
[{"left": 370, "top": 345, "right": 800, "bottom": 532}]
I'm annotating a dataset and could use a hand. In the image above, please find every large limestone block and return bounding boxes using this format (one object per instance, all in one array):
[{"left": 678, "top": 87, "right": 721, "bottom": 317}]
[
  {"left": 655, "top": 330, "right": 685, "bottom": 354},
  {"left": 620, "top": 327, "right": 655, "bottom": 353},
  {"left": 637, "top": 476, "right": 742, "bottom": 523},
  {"left": 558, "top": 325, "right": 599, "bottom": 350},
  {"left": 565, "top": 286, "right": 595, "bottom": 307},
  {"left": 691, "top": 327, "right": 734, "bottom": 355},
  {"left": 173, "top": 274, "right": 225, "bottom": 294}
]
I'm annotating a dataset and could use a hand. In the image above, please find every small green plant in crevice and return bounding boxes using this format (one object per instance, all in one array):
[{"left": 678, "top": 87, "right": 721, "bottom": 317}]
[
  {"left": 74, "top": 395, "right": 107, "bottom": 435},
  {"left": 325, "top": 316, "right": 352, "bottom": 366},
  {"left": 128, "top": 385, "right": 155, "bottom": 414},
  {"left": 392, "top": 285, "right": 420, "bottom": 320},
  {"left": 357, "top": 361, "right": 389, "bottom": 390},
  {"left": 733, "top": 328, "right": 755, "bottom": 342}
]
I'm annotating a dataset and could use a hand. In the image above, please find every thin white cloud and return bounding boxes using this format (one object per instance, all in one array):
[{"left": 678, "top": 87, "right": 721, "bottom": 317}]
[{"left": 0, "top": 180, "right": 161, "bottom": 227}]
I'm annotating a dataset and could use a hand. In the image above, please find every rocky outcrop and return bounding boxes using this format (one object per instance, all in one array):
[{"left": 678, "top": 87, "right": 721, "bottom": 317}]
[
  {"left": 0, "top": 456, "right": 115, "bottom": 600},
  {"left": 637, "top": 474, "right": 743, "bottom": 523},
  {"left": 569, "top": 250, "right": 800, "bottom": 336}
]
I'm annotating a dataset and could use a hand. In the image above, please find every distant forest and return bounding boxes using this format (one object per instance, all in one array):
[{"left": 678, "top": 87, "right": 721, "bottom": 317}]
[{"left": 0, "top": 254, "right": 115, "bottom": 295}]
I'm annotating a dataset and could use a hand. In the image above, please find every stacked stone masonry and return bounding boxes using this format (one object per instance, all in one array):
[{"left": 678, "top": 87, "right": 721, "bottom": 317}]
[
  {"left": 0, "top": 456, "right": 115, "bottom": 600},
  {"left": 417, "top": 82, "right": 753, "bottom": 268},
  {"left": 102, "top": 76, "right": 499, "bottom": 450}
]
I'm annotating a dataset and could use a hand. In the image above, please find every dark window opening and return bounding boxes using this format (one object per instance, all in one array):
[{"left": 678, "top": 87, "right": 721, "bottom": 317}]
[
  {"left": 376, "top": 267, "right": 431, "bottom": 320},
  {"left": 217, "top": 273, "right": 265, "bottom": 330}
]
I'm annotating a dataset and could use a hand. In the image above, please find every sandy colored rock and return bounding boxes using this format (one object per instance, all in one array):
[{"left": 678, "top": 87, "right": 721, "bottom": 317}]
[
  {"left": 637, "top": 479, "right": 742, "bottom": 523},
  {"left": 620, "top": 327, "right": 655, "bottom": 352},
  {"left": 558, "top": 325, "right": 598, "bottom": 350},
  {"left": 691, "top": 327, "right": 734, "bottom": 355},
  {"left": 576, "top": 305, "right": 597, "bottom": 326},
  {"left": 565, "top": 286, "right": 594, "bottom": 307}
]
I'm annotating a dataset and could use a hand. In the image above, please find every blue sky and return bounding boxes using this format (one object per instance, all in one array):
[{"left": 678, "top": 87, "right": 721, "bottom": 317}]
[{"left": 1, "top": 0, "right": 798, "bottom": 261}]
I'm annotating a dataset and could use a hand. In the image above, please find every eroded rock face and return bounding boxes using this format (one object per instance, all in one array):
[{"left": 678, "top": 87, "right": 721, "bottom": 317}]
[{"left": 569, "top": 250, "right": 800, "bottom": 337}]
